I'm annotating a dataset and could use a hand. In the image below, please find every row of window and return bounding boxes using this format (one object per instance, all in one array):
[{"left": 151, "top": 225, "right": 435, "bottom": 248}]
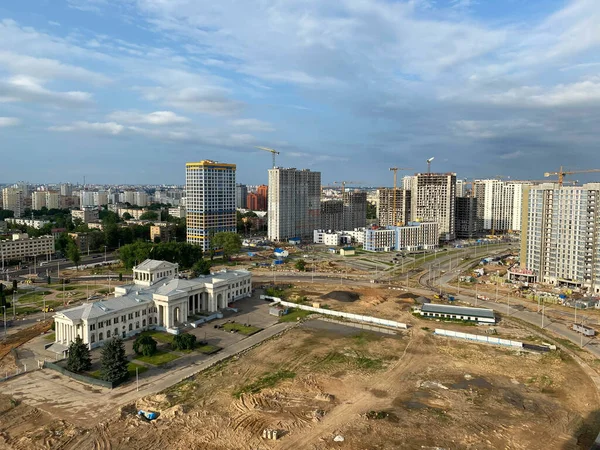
[
  {"left": 89, "top": 308, "right": 157, "bottom": 331},
  {"left": 89, "top": 318, "right": 153, "bottom": 343}
]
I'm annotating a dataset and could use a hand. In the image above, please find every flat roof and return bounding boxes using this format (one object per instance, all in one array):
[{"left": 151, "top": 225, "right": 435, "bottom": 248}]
[{"left": 421, "top": 303, "right": 495, "bottom": 319}]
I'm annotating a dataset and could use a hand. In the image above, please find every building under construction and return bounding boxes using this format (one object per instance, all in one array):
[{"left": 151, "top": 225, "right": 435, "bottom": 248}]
[
  {"left": 377, "top": 188, "right": 411, "bottom": 227},
  {"left": 320, "top": 191, "right": 367, "bottom": 231},
  {"left": 455, "top": 197, "right": 481, "bottom": 238}
]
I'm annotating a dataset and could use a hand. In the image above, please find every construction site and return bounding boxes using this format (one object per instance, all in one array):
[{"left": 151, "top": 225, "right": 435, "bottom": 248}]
[{"left": 1, "top": 278, "right": 600, "bottom": 450}]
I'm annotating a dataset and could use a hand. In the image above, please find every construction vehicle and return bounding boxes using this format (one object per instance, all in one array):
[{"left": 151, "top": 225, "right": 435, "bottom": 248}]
[
  {"left": 544, "top": 166, "right": 600, "bottom": 186},
  {"left": 42, "top": 306, "right": 54, "bottom": 313}
]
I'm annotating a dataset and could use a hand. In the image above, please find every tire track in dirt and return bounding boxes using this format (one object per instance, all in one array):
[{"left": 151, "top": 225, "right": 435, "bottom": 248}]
[{"left": 275, "top": 330, "right": 421, "bottom": 449}]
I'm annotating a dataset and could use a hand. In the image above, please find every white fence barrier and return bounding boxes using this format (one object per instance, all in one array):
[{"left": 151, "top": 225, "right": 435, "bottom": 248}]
[
  {"left": 434, "top": 328, "right": 523, "bottom": 348},
  {"left": 263, "top": 296, "right": 408, "bottom": 329}
]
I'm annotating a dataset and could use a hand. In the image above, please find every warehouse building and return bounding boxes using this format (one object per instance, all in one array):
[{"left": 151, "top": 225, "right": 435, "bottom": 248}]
[{"left": 418, "top": 303, "right": 496, "bottom": 324}]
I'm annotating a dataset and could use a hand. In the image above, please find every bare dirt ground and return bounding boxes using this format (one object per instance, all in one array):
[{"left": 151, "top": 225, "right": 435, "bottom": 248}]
[
  {"left": 0, "top": 313, "right": 598, "bottom": 450},
  {"left": 0, "top": 321, "right": 51, "bottom": 373}
]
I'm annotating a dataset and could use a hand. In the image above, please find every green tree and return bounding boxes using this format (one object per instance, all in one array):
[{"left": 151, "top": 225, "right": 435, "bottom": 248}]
[
  {"left": 100, "top": 337, "right": 129, "bottom": 383},
  {"left": 172, "top": 333, "right": 196, "bottom": 351},
  {"left": 122, "top": 212, "right": 132, "bottom": 220},
  {"left": 211, "top": 232, "right": 242, "bottom": 260},
  {"left": 295, "top": 259, "right": 307, "bottom": 271},
  {"left": 133, "top": 334, "right": 157, "bottom": 357},
  {"left": 66, "top": 336, "right": 92, "bottom": 373},
  {"left": 66, "top": 239, "right": 81, "bottom": 269},
  {"left": 366, "top": 202, "right": 377, "bottom": 220},
  {"left": 139, "top": 211, "right": 159, "bottom": 221},
  {"left": 191, "top": 259, "right": 212, "bottom": 277}
]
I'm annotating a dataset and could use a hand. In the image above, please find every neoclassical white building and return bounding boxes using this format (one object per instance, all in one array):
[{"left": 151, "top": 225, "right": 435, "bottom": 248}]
[{"left": 52, "top": 259, "right": 252, "bottom": 350}]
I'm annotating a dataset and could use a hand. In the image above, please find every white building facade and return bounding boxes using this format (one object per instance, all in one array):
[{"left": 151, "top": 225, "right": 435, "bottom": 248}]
[
  {"left": 0, "top": 233, "right": 55, "bottom": 261},
  {"left": 474, "top": 179, "right": 532, "bottom": 232},
  {"left": 409, "top": 173, "right": 456, "bottom": 241},
  {"left": 364, "top": 222, "right": 438, "bottom": 252},
  {"left": 53, "top": 259, "right": 252, "bottom": 349},
  {"left": 521, "top": 183, "right": 600, "bottom": 293},
  {"left": 268, "top": 168, "right": 321, "bottom": 242}
]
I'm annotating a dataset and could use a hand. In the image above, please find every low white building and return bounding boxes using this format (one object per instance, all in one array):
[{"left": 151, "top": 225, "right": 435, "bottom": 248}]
[
  {"left": 313, "top": 228, "right": 366, "bottom": 246},
  {"left": 52, "top": 259, "right": 252, "bottom": 350},
  {"left": 364, "top": 222, "right": 438, "bottom": 252},
  {"left": 0, "top": 233, "right": 55, "bottom": 261},
  {"left": 5, "top": 218, "right": 50, "bottom": 229}
]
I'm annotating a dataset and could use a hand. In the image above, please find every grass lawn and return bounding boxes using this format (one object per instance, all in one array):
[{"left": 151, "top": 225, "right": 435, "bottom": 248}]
[
  {"left": 141, "top": 330, "right": 175, "bottom": 344},
  {"left": 44, "top": 285, "right": 77, "bottom": 291},
  {"left": 15, "top": 306, "right": 40, "bottom": 315},
  {"left": 196, "top": 344, "right": 222, "bottom": 355},
  {"left": 18, "top": 291, "right": 53, "bottom": 304},
  {"left": 136, "top": 350, "right": 180, "bottom": 366},
  {"left": 222, "top": 322, "right": 262, "bottom": 336},
  {"left": 127, "top": 362, "right": 149, "bottom": 377},
  {"left": 43, "top": 332, "right": 56, "bottom": 341},
  {"left": 88, "top": 369, "right": 102, "bottom": 379},
  {"left": 279, "top": 308, "right": 312, "bottom": 323}
]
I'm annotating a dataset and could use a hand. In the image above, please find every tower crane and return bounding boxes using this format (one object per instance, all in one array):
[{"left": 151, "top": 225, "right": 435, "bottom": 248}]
[
  {"left": 333, "top": 181, "right": 362, "bottom": 196},
  {"left": 389, "top": 167, "right": 413, "bottom": 226},
  {"left": 255, "top": 146, "right": 280, "bottom": 169},
  {"left": 426, "top": 157, "right": 435, "bottom": 174},
  {"left": 544, "top": 166, "right": 600, "bottom": 187}
]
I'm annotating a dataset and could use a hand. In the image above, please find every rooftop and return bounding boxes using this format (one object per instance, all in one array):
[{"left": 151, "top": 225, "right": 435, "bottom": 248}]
[{"left": 421, "top": 303, "right": 495, "bottom": 319}]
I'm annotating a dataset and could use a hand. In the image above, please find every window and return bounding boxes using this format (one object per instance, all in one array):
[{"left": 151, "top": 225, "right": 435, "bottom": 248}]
[
  {"left": 142, "top": 309, "right": 146, "bottom": 316},
  {"left": 135, "top": 311, "right": 140, "bottom": 318},
  {"left": 90, "top": 333, "right": 95, "bottom": 343},
  {"left": 136, "top": 321, "right": 140, "bottom": 329},
  {"left": 114, "top": 317, "right": 119, "bottom": 324},
  {"left": 142, "top": 319, "right": 146, "bottom": 327},
  {"left": 121, "top": 315, "right": 126, "bottom": 322},
  {"left": 90, "top": 324, "right": 96, "bottom": 331},
  {"left": 106, "top": 318, "right": 111, "bottom": 326},
  {"left": 128, "top": 313, "right": 133, "bottom": 320},
  {"left": 99, "top": 332, "right": 103, "bottom": 341},
  {"left": 114, "top": 328, "right": 118, "bottom": 336},
  {"left": 129, "top": 324, "right": 133, "bottom": 331},
  {"left": 98, "top": 321, "right": 104, "bottom": 329},
  {"left": 107, "top": 330, "right": 111, "bottom": 338}
]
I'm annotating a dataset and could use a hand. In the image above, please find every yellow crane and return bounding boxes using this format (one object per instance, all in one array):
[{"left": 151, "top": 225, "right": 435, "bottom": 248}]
[
  {"left": 544, "top": 166, "right": 600, "bottom": 187},
  {"left": 389, "top": 167, "right": 412, "bottom": 226},
  {"left": 255, "top": 146, "right": 280, "bottom": 168}
]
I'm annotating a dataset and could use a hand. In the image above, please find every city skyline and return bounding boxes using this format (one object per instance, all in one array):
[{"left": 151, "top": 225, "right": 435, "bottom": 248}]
[{"left": 2, "top": 1, "right": 600, "bottom": 185}]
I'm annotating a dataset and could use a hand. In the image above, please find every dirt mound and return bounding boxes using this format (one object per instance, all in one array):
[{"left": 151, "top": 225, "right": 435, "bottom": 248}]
[{"left": 320, "top": 291, "right": 359, "bottom": 303}]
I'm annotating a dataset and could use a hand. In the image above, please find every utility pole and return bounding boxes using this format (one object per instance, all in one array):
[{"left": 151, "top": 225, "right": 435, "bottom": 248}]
[
  {"left": 3, "top": 306, "right": 6, "bottom": 339},
  {"left": 43, "top": 295, "right": 46, "bottom": 320}
]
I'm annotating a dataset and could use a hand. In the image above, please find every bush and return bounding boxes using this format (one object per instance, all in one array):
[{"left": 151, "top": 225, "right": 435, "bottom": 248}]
[
  {"left": 172, "top": 333, "right": 196, "bottom": 351},
  {"left": 133, "top": 334, "right": 158, "bottom": 357}
]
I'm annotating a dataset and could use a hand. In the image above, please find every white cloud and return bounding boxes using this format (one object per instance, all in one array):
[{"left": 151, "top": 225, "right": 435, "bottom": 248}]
[
  {"left": 139, "top": 86, "right": 243, "bottom": 116},
  {"left": 106, "top": 110, "right": 190, "bottom": 125},
  {"left": 66, "top": 0, "right": 108, "bottom": 13},
  {"left": 229, "top": 119, "right": 275, "bottom": 132},
  {"left": 0, "top": 117, "right": 20, "bottom": 127},
  {"left": 0, "top": 51, "right": 110, "bottom": 85},
  {"left": 288, "top": 151, "right": 348, "bottom": 162},
  {"left": 49, "top": 121, "right": 124, "bottom": 135},
  {"left": 0, "top": 76, "right": 93, "bottom": 107}
]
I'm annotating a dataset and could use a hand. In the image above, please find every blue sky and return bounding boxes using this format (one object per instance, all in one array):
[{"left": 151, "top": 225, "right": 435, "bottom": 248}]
[{"left": 1, "top": 0, "right": 600, "bottom": 185}]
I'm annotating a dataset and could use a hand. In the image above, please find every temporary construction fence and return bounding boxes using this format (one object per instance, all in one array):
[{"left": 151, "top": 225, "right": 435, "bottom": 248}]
[
  {"left": 263, "top": 296, "right": 408, "bottom": 329},
  {"left": 434, "top": 328, "right": 523, "bottom": 348}
]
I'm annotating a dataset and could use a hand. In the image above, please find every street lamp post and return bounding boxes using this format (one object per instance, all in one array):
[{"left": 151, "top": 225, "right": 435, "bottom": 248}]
[
  {"left": 104, "top": 246, "right": 107, "bottom": 263},
  {"left": 2, "top": 305, "right": 6, "bottom": 339}
]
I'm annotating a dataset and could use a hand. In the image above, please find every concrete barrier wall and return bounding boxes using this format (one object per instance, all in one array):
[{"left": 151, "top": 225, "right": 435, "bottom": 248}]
[
  {"left": 264, "top": 296, "right": 408, "bottom": 329},
  {"left": 434, "top": 328, "right": 523, "bottom": 348},
  {"left": 43, "top": 361, "right": 116, "bottom": 389}
]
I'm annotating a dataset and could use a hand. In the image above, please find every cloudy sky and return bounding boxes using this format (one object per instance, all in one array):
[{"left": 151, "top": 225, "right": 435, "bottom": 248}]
[{"left": 1, "top": 0, "right": 600, "bottom": 185}]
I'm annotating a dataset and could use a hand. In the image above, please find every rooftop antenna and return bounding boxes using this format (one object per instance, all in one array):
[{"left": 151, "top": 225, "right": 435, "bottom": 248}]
[{"left": 426, "top": 157, "right": 435, "bottom": 175}]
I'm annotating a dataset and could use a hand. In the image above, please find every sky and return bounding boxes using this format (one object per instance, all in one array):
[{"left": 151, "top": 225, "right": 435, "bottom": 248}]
[{"left": 1, "top": 0, "right": 600, "bottom": 186}]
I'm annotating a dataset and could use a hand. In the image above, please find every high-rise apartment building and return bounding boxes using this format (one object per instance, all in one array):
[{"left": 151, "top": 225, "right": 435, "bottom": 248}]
[
  {"left": 455, "top": 197, "right": 480, "bottom": 238},
  {"left": 2, "top": 187, "right": 24, "bottom": 218},
  {"left": 402, "top": 176, "right": 416, "bottom": 190},
  {"left": 409, "top": 173, "right": 456, "bottom": 240},
  {"left": 246, "top": 185, "right": 268, "bottom": 211},
  {"left": 343, "top": 191, "right": 367, "bottom": 230},
  {"left": 236, "top": 184, "right": 247, "bottom": 209},
  {"left": 320, "top": 200, "right": 344, "bottom": 231},
  {"left": 46, "top": 191, "right": 60, "bottom": 210},
  {"left": 60, "top": 183, "right": 73, "bottom": 196},
  {"left": 377, "top": 188, "right": 411, "bottom": 227},
  {"left": 32, "top": 191, "right": 47, "bottom": 210},
  {"left": 474, "top": 179, "right": 531, "bottom": 232},
  {"left": 268, "top": 168, "right": 321, "bottom": 242},
  {"left": 521, "top": 183, "right": 600, "bottom": 294},
  {"left": 456, "top": 179, "right": 466, "bottom": 197},
  {"left": 186, "top": 160, "right": 237, "bottom": 252}
]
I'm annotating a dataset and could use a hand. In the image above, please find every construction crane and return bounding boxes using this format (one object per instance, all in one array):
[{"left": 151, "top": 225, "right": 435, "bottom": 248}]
[
  {"left": 426, "top": 157, "right": 434, "bottom": 174},
  {"left": 255, "top": 146, "right": 280, "bottom": 169},
  {"left": 333, "top": 181, "right": 362, "bottom": 196},
  {"left": 544, "top": 166, "right": 600, "bottom": 187},
  {"left": 389, "top": 167, "right": 413, "bottom": 226}
]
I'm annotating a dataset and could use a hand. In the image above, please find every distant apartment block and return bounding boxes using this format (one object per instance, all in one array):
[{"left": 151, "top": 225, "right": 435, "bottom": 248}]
[
  {"left": 71, "top": 207, "right": 100, "bottom": 224},
  {"left": 68, "top": 232, "right": 91, "bottom": 253},
  {"left": 364, "top": 222, "right": 438, "bottom": 252},
  {"left": 0, "top": 233, "right": 55, "bottom": 261},
  {"left": 2, "top": 187, "right": 24, "bottom": 218},
  {"left": 60, "top": 183, "right": 73, "bottom": 196},
  {"left": 409, "top": 173, "right": 456, "bottom": 241},
  {"left": 268, "top": 168, "right": 321, "bottom": 242},
  {"left": 236, "top": 184, "right": 248, "bottom": 209},
  {"left": 186, "top": 160, "right": 236, "bottom": 252},
  {"left": 521, "top": 183, "right": 600, "bottom": 294},
  {"left": 168, "top": 206, "right": 186, "bottom": 219},
  {"left": 377, "top": 188, "right": 411, "bottom": 227},
  {"left": 150, "top": 223, "right": 176, "bottom": 243},
  {"left": 473, "top": 179, "right": 531, "bottom": 232},
  {"left": 5, "top": 218, "right": 50, "bottom": 229},
  {"left": 246, "top": 185, "right": 268, "bottom": 211}
]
